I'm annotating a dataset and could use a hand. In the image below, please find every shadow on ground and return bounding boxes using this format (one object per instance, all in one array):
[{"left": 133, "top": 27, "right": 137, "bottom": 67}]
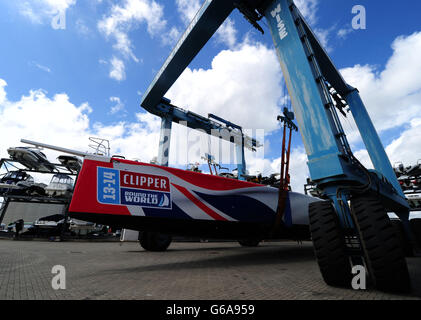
[
  {"left": 111, "top": 243, "right": 421, "bottom": 298},
  {"left": 110, "top": 245, "right": 316, "bottom": 274}
]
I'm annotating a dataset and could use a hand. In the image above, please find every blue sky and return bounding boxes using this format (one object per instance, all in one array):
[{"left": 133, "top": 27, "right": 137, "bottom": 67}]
[{"left": 0, "top": 0, "right": 420, "bottom": 191}]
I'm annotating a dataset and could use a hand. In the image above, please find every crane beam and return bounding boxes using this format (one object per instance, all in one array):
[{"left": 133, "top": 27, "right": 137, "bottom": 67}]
[{"left": 141, "top": 0, "right": 236, "bottom": 111}]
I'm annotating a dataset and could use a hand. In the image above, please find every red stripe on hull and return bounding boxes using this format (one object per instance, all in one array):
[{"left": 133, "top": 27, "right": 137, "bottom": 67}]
[
  {"left": 172, "top": 183, "right": 228, "bottom": 221},
  {"left": 112, "top": 158, "right": 263, "bottom": 191}
]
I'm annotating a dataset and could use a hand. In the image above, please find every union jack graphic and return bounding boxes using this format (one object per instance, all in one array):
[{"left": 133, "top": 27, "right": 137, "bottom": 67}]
[{"left": 70, "top": 156, "right": 315, "bottom": 228}]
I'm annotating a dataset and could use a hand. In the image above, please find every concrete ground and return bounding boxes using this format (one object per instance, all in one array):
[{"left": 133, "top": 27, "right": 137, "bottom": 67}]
[{"left": 0, "top": 239, "right": 420, "bottom": 300}]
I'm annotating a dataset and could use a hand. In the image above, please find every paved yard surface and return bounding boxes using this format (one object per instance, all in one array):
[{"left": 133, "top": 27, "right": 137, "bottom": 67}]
[{"left": 0, "top": 240, "right": 420, "bottom": 300}]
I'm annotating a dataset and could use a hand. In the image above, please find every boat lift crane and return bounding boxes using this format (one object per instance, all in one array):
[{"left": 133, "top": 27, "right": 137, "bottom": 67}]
[
  {"left": 140, "top": 0, "right": 413, "bottom": 292},
  {"left": 141, "top": 97, "right": 262, "bottom": 180}
]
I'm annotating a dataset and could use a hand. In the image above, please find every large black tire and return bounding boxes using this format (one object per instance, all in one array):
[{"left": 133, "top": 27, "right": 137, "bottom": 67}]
[
  {"left": 139, "top": 232, "right": 172, "bottom": 252},
  {"left": 309, "top": 201, "right": 352, "bottom": 287},
  {"left": 351, "top": 196, "right": 411, "bottom": 293},
  {"left": 238, "top": 239, "right": 260, "bottom": 247},
  {"left": 410, "top": 219, "right": 421, "bottom": 249},
  {"left": 390, "top": 219, "right": 414, "bottom": 257}
]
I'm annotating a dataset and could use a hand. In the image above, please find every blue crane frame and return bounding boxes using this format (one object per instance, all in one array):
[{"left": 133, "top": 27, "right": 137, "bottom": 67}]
[
  {"left": 140, "top": 0, "right": 410, "bottom": 224},
  {"left": 148, "top": 97, "right": 261, "bottom": 180}
]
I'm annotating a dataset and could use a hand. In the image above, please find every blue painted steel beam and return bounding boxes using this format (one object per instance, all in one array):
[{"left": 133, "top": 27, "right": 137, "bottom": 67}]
[
  {"left": 150, "top": 99, "right": 257, "bottom": 179},
  {"left": 148, "top": 99, "right": 261, "bottom": 151},
  {"left": 263, "top": 0, "right": 346, "bottom": 180},
  {"left": 141, "top": 0, "right": 235, "bottom": 111},
  {"left": 262, "top": 0, "right": 409, "bottom": 215},
  {"left": 140, "top": 0, "right": 408, "bottom": 213},
  {"left": 345, "top": 87, "right": 405, "bottom": 198},
  {"left": 299, "top": 15, "right": 350, "bottom": 97}
]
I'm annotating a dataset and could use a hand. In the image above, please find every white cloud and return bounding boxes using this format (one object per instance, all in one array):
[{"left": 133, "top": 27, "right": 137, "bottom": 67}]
[
  {"left": 244, "top": 32, "right": 421, "bottom": 193},
  {"left": 30, "top": 61, "right": 51, "bottom": 73},
  {"left": 109, "top": 57, "right": 126, "bottom": 81},
  {"left": 215, "top": 18, "right": 237, "bottom": 49},
  {"left": 98, "top": 0, "right": 166, "bottom": 63},
  {"left": 354, "top": 127, "right": 421, "bottom": 180},
  {"left": 175, "top": 0, "right": 201, "bottom": 24},
  {"left": 109, "top": 96, "right": 125, "bottom": 115},
  {"left": 340, "top": 32, "right": 421, "bottom": 135},
  {"left": 288, "top": 148, "right": 310, "bottom": 193},
  {"left": 40, "top": 0, "right": 76, "bottom": 12},
  {"left": 0, "top": 83, "right": 92, "bottom": 163},
  {"left": 337, "top": 27, "right": 353, "bottom": 39},
  {"left": 294, "top": 0, "right": 319, "bottom": 25},
  {"left": 0, "top": 66, "right": 283, "bottom": 187},
  {"left": 294, "top": 0, "right": 333, "bottom": 53},
  {"left": 161, "top": 27, "right": 181, "bottom": 47},
  {"left": 75, "top": 19, "right": 91, "bottom": 36},
  {"left": 386, "top": 119, "right": 421, "bottom": 166},
  {"left": 355, "top": 118, "right": 421, "bottom": 168},
  {"left": 0, "top": 79, "right": 161, "bottom": 183},
  {"left": 19, "top": 0, "right": 76, "bottom": 24},
  {"left": 0, "top": 79, "right": 7, "bottom": 105},
  {"left": 332, "top": 32, "right": 421, "bottom": 174},
  {"left": 314, "top": 28, "right": 333, "bottom": 52},
  {"left": 167, "top": 41, "right": 284, "bottom": 133}
]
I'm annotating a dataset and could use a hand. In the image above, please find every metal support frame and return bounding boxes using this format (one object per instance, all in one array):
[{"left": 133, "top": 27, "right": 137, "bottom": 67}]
[
  {"left": 149, "top": 99, "right": 260, "bottom": 179},
  {"left": 1, "top": 158, "right": 78, "bottom": 176},
  {"left": 0, "top": 194, "right": 70, "bottom": 228},
  {"left": 132, "top": 0, "right": 415, "bottom": 290},
  {"left": 141, "top": 1, "right": 235, "bottom": 110},
  {"left": 0, "top": 157, "right": 75, "bottom": 225},
  {"left": 60, "top": 203, "right": 71, "bottom": 240},
  {"left": 345, "top": 87, "right": 404, "bottom": 198},
  {"left": 208, "top": 113, "right": 247, "bottom": 180},
  {"left": 0, "top": 198, "right": 10, "bottom": 225},
  {"left": 263, "top": 0, "right": 409, "bottom": 218},
  {"left": 0, "top": 194, "right": 70, "bottom": 204},
  {"left": 138, "top": 0, "right": 408, "bottom": 217},
  {"left": 157, "top": 116, "right": 173, "bottom": 167}
]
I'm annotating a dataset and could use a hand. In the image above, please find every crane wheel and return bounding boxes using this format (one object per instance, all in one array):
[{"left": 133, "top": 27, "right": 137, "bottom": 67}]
[
  {"left": 139, "top": 232, "right": 172, "bottom": 252},
  {"left": 351, "top": 195, "right": 411, "bottom": 293},
  {"left": 390, "top": 219, "right": 414, "bottom": 257},
  {"left": 238, "top": 239, "right": 260, "bottom": 247},
  {"left": 410, "top": 219, "right": 421, "bottom": 249},
  {"left": 309, "top": 201, "right": 352, "bottom": 287}
]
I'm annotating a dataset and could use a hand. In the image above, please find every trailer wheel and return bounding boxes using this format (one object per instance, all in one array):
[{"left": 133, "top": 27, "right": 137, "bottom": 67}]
[
  {"left": 351, "top": 196, "right": 411, "bottom": 293},
  {"left": 238, "top": 239, "right": 260, "bottom": 247},
  {"left": 309, "top": 201, "right": 352, "bottom": 287},
  {"left": 139, "top": 232, "right": 172, "bottom": 252}
]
